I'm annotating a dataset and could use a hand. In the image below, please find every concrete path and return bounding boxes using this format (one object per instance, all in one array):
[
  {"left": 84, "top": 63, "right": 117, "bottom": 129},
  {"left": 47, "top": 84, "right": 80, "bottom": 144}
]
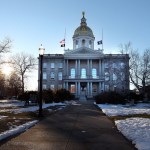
[{"left": 0, "top": 101, "right": 136, "bottom": 150}]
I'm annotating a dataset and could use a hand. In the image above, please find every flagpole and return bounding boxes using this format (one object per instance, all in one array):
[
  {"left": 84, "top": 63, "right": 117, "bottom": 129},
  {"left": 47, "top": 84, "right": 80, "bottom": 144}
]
[{"left": 102, "top": 28, "right": 103, "bottom": 50}]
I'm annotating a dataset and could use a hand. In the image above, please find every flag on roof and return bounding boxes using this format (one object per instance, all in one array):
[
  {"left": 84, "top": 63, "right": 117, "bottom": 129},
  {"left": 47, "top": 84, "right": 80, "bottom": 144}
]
[
  {"left": 60, "top": 39, "right": 65, "bottom": 47},
  {"left": 97, "top": 40, "right": 102, "bottom": 45}
]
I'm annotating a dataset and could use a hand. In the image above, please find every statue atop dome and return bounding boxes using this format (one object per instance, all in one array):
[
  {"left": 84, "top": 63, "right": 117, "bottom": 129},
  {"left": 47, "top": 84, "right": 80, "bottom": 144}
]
[
  {"left": 82, "top": 11, "right": 85, "bottom": 17},
  {"left": 81, "top": 11, "right": 87, "bottom": 26}
]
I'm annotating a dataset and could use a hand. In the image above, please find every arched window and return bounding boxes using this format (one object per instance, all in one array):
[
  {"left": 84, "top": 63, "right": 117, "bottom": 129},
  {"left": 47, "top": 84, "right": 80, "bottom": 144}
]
[
  {"left": 71, "top": 68, "right": 75, "bottom": 78},
  {"left": 89, "top": 40, "right": 92, "bottom": 48},
  {"left": 81, "top": 68, "right": 86, "bottom": 78},
  {"left": 92, "top": 68, "right": 97, "bottom": 78},
  {"left": 82, "top": 39, "right": 85, "bottom": 46},
  {"left": 76, "top": 40, "right": 78, "bottom": 48}
]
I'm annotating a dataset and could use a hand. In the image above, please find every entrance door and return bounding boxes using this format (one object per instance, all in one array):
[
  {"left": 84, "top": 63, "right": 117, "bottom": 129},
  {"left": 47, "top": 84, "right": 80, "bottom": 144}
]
[{"left": 79, "top": 82, "right": 87, "bottom": 101}]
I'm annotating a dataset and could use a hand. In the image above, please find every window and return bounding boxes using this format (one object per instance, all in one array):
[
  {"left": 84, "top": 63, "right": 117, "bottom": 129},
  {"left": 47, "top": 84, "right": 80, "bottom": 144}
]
[
  {"left": 105, "top": 85, "right": 109, "bottom": 91},
  {"left": 50, "top": 84, "right": 54, "bottom": 90},
  {"left": 70, "top": 84, "right": 75, "bottom": 93},
  {"left": 51, "top": 63, "right": 55, "bottom": 68},
  {"left": 43, "top": 72, "right": 47, "bottom": 80},
  {"left": 89, "top": 40, "right": 92, "bottom": 48},
  {"left": 71, "top": 68, "right": 75, "bottom": 78},
  {"left": 82, "top": 39, "right": 85, "bottom": 46},
  {"left": 113, "top": 73, "right": 117, "bottom": 81},
  {"left": 43, "top": 63, "right": 47, "bottom": 68},
  {"left": 76, "top": 40, "right": 78, "bottom": 49},
  {"left": 120, "top": 72, "right": 125, "bottom": 81},
  {"left": 92, "top": 68, "right": 97, "bottom": 78},
  {"left": 58, "top": 72, "right": 62, "bottom": 80},
  {"left": 81, "top": 68, "right": 86, "bottom": 78},
  {"left": 112, "top": 63, "right": 117, "bottom": 68},
  {"left": 58, "top": 63, "right": 63, "bottom": 68},
  {"left": 105, "top": 72, "right": 109, "bottom": 81},
  {"left": 120, "top": 62, "right": 125, "bottom": 69},
  {"left": 43, "top": 84, "right": 47, "bottom": 89},
  {"left": 105, "top": 63, "right": 109, "bottom": 68},
  {"left": 50, "top": 72, "right": 55, "bottom": 79}
]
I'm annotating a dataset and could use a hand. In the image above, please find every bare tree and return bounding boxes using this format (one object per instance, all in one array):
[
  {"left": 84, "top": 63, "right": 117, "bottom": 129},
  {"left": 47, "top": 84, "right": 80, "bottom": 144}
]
[
  {"left": 10, "top": 53, "right": 37, "bottom": 93},
  {"left": 119, "top": 41, "right": 132, "bottom": 54},
  {"left": 119, "top": 42, "right": 150, "bottom": 94},
  {"left": 6, "top": 72, "right": 22, "bottom": 97},
  {"left": 0, "top": 71, "right": 6, "bottom": 98},
  {"left": 0, "top": 37, "right": 12, "bottom": 53}
]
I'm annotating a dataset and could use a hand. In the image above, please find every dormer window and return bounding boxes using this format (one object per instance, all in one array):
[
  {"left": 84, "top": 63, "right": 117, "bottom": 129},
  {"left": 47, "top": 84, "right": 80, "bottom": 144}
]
[{"left": 82, "top": 39, "right": 85, "bottom": 46}]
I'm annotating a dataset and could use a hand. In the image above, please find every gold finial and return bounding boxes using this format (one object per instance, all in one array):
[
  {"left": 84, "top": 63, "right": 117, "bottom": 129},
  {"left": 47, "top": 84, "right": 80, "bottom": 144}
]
[{"left": 82, "top": 11, "right": 85, "bottom": 17}]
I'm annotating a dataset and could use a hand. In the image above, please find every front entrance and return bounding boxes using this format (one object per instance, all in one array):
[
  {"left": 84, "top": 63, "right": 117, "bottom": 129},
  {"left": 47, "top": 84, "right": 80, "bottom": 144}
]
[
  {"left": 79, "top": 82, "right": 87, "bottom": 101},
  {"left": 67, "top": 82, "right": 101, "bottom": 99}
]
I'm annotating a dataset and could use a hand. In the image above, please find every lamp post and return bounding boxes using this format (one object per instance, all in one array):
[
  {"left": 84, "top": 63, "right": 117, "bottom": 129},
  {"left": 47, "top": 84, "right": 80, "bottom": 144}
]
[{"left": 38, "top": 44, "right": 45, "bottom": 117}]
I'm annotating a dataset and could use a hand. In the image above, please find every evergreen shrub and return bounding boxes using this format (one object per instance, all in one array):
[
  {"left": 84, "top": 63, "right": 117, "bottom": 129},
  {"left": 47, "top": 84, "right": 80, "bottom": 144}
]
[
  {"left": 95, "top": 91, "right": 126, "bottom": 104},
  {"left": 42, "top": 89, "right": 54, "bottom": 103},
  {"left": 54, "top": 89, "right": 74, "bottom": 102}
]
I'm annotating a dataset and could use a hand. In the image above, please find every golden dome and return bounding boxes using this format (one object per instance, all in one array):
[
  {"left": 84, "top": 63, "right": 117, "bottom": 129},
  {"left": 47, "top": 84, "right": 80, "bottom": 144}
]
[{"left": 73, "top": 12, "right": 94, "bottom": 38}]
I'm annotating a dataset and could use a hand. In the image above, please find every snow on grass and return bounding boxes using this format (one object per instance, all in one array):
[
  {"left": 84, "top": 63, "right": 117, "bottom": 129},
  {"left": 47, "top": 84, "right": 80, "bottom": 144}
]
[
  {"left": 0, "top": 100, "right": 24, "bottom": 107},
  {"left": 115, "top": 118, "right": 150, "bottom": 150},
  {"left": 0, "top": 102, "right": 66, "bottom": 114},
  {"left": 0, "top": 120, "right": 38, "bottom": 141},
  {"left": 0, "top": 101, "right": 67, "bottom": 141},
  {"left": 0, "top": 116, "right": 7, "bottom": 119},
  {"left": 96, "top": 103, "right": 150, "bottom": 116},
  {"left": 96, "top": 103, "right": 150, "bottom": 150}
]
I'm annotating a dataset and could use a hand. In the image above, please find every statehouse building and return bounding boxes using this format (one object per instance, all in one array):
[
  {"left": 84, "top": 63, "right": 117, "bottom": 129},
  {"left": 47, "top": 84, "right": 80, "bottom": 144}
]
[{"left": 38, "top": 13, "right": 129, "bottom": 99}]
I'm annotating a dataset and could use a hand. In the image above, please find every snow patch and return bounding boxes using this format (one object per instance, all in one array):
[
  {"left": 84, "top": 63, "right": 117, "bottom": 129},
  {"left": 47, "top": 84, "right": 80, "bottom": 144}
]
[
  {"left": 97, "top": 103, "right": 150, "bottom": 116},
  {"left": 0, "top": 120, "right": 38, "bottom": 141},
  {"left": 115, "top": 118, "right": 150, "bottom": 150}
]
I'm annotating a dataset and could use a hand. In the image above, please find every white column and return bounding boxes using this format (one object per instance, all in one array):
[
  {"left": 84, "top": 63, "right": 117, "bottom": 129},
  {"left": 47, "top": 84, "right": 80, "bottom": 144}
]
[
  {"left": 99, "top": 82, "right": 101, "bottom": 93},
  {"left": 75, "top": 82, "right": 77, "bottom": 96},
  {"left": 78, "top": 82, "right": 80, "bottom": 96},
  {"left": 87, "top": 59, "right": 90, "bottom": 77},
  {"left": 101, "top": 59, "right": 104, "bottom": 76},
  {"left": 66, "top": 59, "right": 68, "bottom": 76},
  {"left": 99, "top": 59, "right": 101, "bottom": 77},
  {"left": 87, "top": 82, "right": 89, "bottom": 96},
  {"left": 63, "top": 60, "right": 66, "bottom": 77},
  {"left": 78, "top": 60, "right": 80, "bottom": 78},
  {"left": 75, "top": 60, "right": 78, "bottom": 77},
  {"left": 89, "top": 82, "right": 93, "bottom": 96},
  {"left": 101, "top": 82, "right": 104, "bottom": 92},
  {"left": 66, "top": 82, "right": 68, "bottom": 90},
  {"left": 63, "top": 82, "right": 66, "bottom": 89},
  {"left": 90, "top": 60, "right": 93, "bottom": 77}
]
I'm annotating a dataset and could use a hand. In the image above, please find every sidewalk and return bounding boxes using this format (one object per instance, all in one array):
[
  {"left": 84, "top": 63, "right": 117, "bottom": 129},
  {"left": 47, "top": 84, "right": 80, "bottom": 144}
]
[{"left": 0, "top": 101, "right": 136, "bottom": 150}]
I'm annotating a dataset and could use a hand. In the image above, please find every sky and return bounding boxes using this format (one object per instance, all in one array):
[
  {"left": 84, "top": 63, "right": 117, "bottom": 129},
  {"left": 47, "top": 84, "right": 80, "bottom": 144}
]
[{"left": 0, "top": 0, "right": 150, "bottom": 90}]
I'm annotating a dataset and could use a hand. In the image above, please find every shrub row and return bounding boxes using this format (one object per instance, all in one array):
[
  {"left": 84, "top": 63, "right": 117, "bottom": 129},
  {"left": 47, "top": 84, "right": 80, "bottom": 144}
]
[
  {"left": 18, "top": 89, "right": 74, "bottom": 103},
  {"left": 94, "top": 91, "right": 126, "bottom": 104},
  {"left": 94, "top": 91, "right": 148, "bottom": 104}
]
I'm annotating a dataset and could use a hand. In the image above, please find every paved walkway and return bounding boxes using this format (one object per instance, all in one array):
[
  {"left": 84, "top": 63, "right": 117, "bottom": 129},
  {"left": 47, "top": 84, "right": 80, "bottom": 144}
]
[{"left": 0, "top": 101, "right": 136, "bottom": 150}]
